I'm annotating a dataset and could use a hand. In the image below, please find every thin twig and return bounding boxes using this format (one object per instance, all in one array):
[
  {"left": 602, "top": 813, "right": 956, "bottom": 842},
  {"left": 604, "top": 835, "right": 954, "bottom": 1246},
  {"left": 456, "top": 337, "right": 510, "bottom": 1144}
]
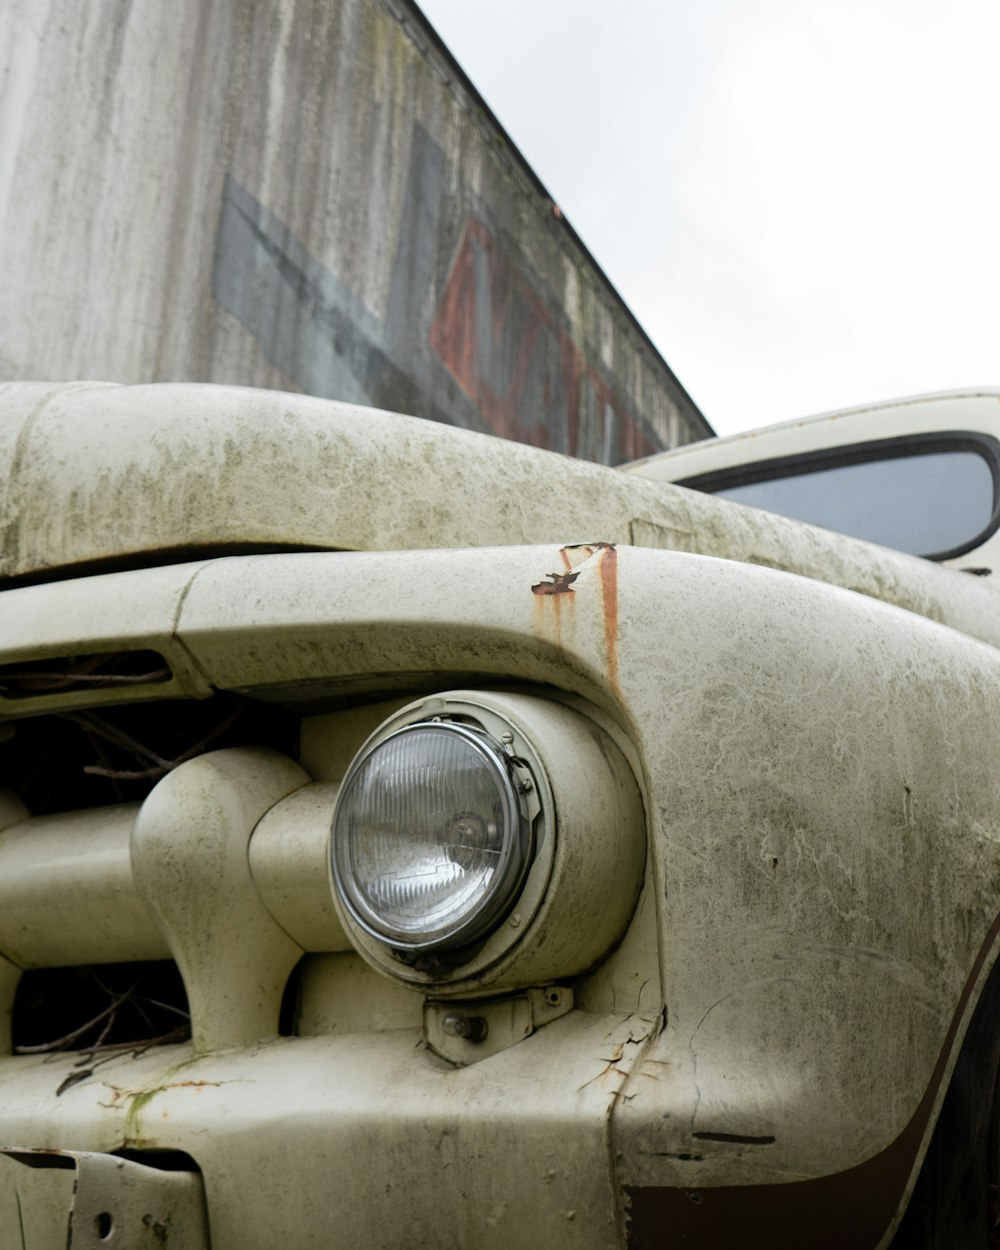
[
  {"left": 131, "top": 998, "right": 154, "bottom": 1030},
  {"left": 61, "top": 712, "right": 174, "bottom": 768},
  {"left": 80, "top": 724, "right": 126, "bottom": 803},
  {"left": 82, "top": 704, "right": 244, "bottom": 780},
  {"left": 14, "top": 978, "right": 141, "bottom": 1055},
  {"left": 89, "top": 1008, "right": 118, "bottom": 1052},
  {"left": 56, "top": 1026, "right": 192, "bottom": 1095},
  {"left": 140, "top": 998, "right": 192, "bottom": 1021},
  {"left": 82, "top": 762, "right": 176, "bottom": 781},
  {"left": 78, "top": 1025, "right": 190, "bottom": 1058},
  {"left": 15, "top": 997, "right": 122, "bottom": 1054}
]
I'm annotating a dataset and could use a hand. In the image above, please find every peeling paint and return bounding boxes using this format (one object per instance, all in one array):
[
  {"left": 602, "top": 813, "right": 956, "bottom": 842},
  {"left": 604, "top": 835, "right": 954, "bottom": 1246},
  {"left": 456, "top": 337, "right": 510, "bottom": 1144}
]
[
  {"left": 532, "top": 543, "right": 620, "bottom": 693},
  {"left": 530, "top": 570, "right": 579, "bottom": 596}
]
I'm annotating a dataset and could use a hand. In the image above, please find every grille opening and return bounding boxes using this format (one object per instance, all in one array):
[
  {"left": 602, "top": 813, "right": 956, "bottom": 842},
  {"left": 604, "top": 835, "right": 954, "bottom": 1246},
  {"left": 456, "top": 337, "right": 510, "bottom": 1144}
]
[
  {"left": 113, "top": 1149, "right": 202, "bottom": 1173},
  {"left": 279, "top": 958, "right": 304, "bottom": 1037},
  {"left": 0, "top": 650, "right": 172, "bottom": 699},
  {"left": 12, "top": 962, "right": 189, "bottom": 1058},
  {"left": 6, "top": 1151, "right": 77, "bottom": 1170},
  {"left": 0, "top": 693, "right": 299, "bottom": 814}
]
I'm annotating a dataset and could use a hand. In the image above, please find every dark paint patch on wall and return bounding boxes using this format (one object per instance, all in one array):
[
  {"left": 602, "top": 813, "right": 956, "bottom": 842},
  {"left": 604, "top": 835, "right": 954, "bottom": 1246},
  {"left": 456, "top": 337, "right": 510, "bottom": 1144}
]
[{"left": 215, "top": 126, "right": 658, "bottom": 463}]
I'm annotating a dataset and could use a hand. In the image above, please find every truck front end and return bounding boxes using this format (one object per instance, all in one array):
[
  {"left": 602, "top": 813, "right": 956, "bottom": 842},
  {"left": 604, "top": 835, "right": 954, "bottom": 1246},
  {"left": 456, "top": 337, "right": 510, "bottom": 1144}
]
[{"left": 5, "top": 383, "right": 1000, "bottom": 1249}]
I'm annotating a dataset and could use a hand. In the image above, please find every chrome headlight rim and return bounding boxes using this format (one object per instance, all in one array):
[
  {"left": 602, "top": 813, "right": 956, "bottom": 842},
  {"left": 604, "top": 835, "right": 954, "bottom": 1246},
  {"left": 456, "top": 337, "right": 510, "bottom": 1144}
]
[{"left": 331, "top": 715, "right": 537, "bottom": 954}]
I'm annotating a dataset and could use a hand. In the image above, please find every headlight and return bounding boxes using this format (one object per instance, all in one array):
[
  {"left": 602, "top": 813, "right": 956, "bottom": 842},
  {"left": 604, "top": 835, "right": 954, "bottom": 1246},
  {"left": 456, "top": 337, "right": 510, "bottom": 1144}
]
[
  {"left": 330, "top": 690, "right": 645, "bottom": 994},
  {"left": 331, "top": 721, "right": 532, "bottom": 951}
]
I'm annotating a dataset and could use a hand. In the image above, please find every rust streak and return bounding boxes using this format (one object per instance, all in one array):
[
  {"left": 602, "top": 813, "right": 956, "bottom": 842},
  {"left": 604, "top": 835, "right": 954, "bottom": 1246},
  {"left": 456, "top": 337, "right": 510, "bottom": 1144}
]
[
  {"left": 534, "top": 544, "right": 619, "bottom": 692},
  {"left": 597, "top": 544, "right": 619, "bottom": 690},
  {"left": 548, "top": 588, "right": 564, "bottom": 647}
]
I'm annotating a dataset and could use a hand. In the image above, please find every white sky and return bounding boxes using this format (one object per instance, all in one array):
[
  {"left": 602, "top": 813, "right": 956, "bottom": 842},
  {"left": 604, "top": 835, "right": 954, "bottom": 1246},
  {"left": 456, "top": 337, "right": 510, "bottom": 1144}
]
[{"left": 418, "top": 0, "right": 1000, "bottom": 436}]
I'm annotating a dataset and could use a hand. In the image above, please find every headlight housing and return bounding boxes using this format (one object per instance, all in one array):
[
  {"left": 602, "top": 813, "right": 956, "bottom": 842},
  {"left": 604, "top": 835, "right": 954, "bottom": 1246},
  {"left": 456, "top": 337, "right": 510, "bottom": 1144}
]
[
  {"left": 332, "top": 720, "right": 533, "bottom": 951},
  {"left": 330, "top": 691, "right": 645, "bottom": 994}
]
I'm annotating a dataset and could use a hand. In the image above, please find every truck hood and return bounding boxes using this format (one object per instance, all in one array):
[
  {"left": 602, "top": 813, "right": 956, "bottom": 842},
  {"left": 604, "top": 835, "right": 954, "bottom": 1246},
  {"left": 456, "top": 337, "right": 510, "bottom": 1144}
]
[{"left": 4, "top": 381, "right": 1000, "bottom": 650}]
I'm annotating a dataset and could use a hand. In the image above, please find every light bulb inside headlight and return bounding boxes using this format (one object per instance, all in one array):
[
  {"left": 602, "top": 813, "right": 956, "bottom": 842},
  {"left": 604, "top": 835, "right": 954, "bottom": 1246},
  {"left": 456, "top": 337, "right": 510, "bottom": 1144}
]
[{"left": 331, "top": 721, "right": 531, "bottom": 951}]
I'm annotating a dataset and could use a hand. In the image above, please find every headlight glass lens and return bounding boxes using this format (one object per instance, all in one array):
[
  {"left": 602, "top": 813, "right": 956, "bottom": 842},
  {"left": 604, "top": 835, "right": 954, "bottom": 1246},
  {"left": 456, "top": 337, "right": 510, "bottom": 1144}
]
[{"left": 332, "top": 722, "right": 530, "bottom": 950}]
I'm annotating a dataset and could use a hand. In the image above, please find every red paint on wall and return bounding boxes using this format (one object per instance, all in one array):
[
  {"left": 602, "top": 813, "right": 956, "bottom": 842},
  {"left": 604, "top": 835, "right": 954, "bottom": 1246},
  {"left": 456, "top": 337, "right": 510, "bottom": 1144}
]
[{"left": 429, "top": 219, "right": 655, "bottom": 463}]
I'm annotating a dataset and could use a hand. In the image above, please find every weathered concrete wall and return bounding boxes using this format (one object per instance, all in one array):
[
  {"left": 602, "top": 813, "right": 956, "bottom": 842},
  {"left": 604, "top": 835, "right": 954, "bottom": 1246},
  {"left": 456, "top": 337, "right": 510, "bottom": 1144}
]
[{"left": 0, "top": 0, "right": 710, "bottom": 463}]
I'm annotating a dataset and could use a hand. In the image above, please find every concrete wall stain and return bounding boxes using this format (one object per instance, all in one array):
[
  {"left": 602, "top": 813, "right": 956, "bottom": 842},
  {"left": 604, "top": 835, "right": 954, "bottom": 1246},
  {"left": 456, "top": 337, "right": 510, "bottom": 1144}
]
[{"left": 0, "top": 0, "right": 709, "bottom": 464}]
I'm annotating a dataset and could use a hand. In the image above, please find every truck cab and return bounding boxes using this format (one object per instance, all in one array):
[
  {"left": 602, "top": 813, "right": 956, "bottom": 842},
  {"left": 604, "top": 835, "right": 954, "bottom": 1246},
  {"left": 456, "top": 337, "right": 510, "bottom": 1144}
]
[{"left": 628, "top": 389, "right": 1000, "bottom": 570}]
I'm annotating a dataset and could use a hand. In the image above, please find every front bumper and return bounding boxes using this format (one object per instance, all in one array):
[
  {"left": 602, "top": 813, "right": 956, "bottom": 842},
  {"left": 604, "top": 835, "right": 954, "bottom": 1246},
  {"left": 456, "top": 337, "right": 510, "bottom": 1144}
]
[{"left": 0, "top": 1018, "right": 649, "bottom": 1248}]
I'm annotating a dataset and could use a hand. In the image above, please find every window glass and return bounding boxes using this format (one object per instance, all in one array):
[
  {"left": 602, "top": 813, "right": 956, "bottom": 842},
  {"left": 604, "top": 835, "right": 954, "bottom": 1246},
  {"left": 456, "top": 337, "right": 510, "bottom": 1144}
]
[{"left": 712, "top": 449, "right": 994, "bottom": 556}]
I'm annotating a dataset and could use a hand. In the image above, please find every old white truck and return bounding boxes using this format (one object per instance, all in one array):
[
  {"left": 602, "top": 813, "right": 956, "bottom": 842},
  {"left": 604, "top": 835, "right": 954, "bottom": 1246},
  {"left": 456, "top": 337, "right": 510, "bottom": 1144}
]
[{"left": 1, "top": 381, "right": 999, "bottom": 1248}]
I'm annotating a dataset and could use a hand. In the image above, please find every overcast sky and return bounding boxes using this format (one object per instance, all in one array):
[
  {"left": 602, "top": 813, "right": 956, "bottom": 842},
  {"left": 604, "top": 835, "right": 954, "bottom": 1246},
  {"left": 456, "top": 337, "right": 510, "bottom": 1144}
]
[{"left": 419, "top": 0, "right": 1000, "bottom": 436}]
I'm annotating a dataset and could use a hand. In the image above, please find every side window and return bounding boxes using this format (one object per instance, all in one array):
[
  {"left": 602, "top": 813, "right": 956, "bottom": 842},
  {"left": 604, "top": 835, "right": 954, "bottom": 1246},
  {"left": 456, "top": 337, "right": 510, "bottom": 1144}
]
[{"left": 680, "top": 434, "right": 1000, "bottom": 560}]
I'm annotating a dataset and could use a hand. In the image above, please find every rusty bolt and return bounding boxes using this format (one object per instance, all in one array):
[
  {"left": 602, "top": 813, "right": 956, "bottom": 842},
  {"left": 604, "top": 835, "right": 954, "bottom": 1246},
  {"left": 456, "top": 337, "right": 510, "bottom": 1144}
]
[{"left": 442, "top": 1013, "right": 488, "bottom": 1043}]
